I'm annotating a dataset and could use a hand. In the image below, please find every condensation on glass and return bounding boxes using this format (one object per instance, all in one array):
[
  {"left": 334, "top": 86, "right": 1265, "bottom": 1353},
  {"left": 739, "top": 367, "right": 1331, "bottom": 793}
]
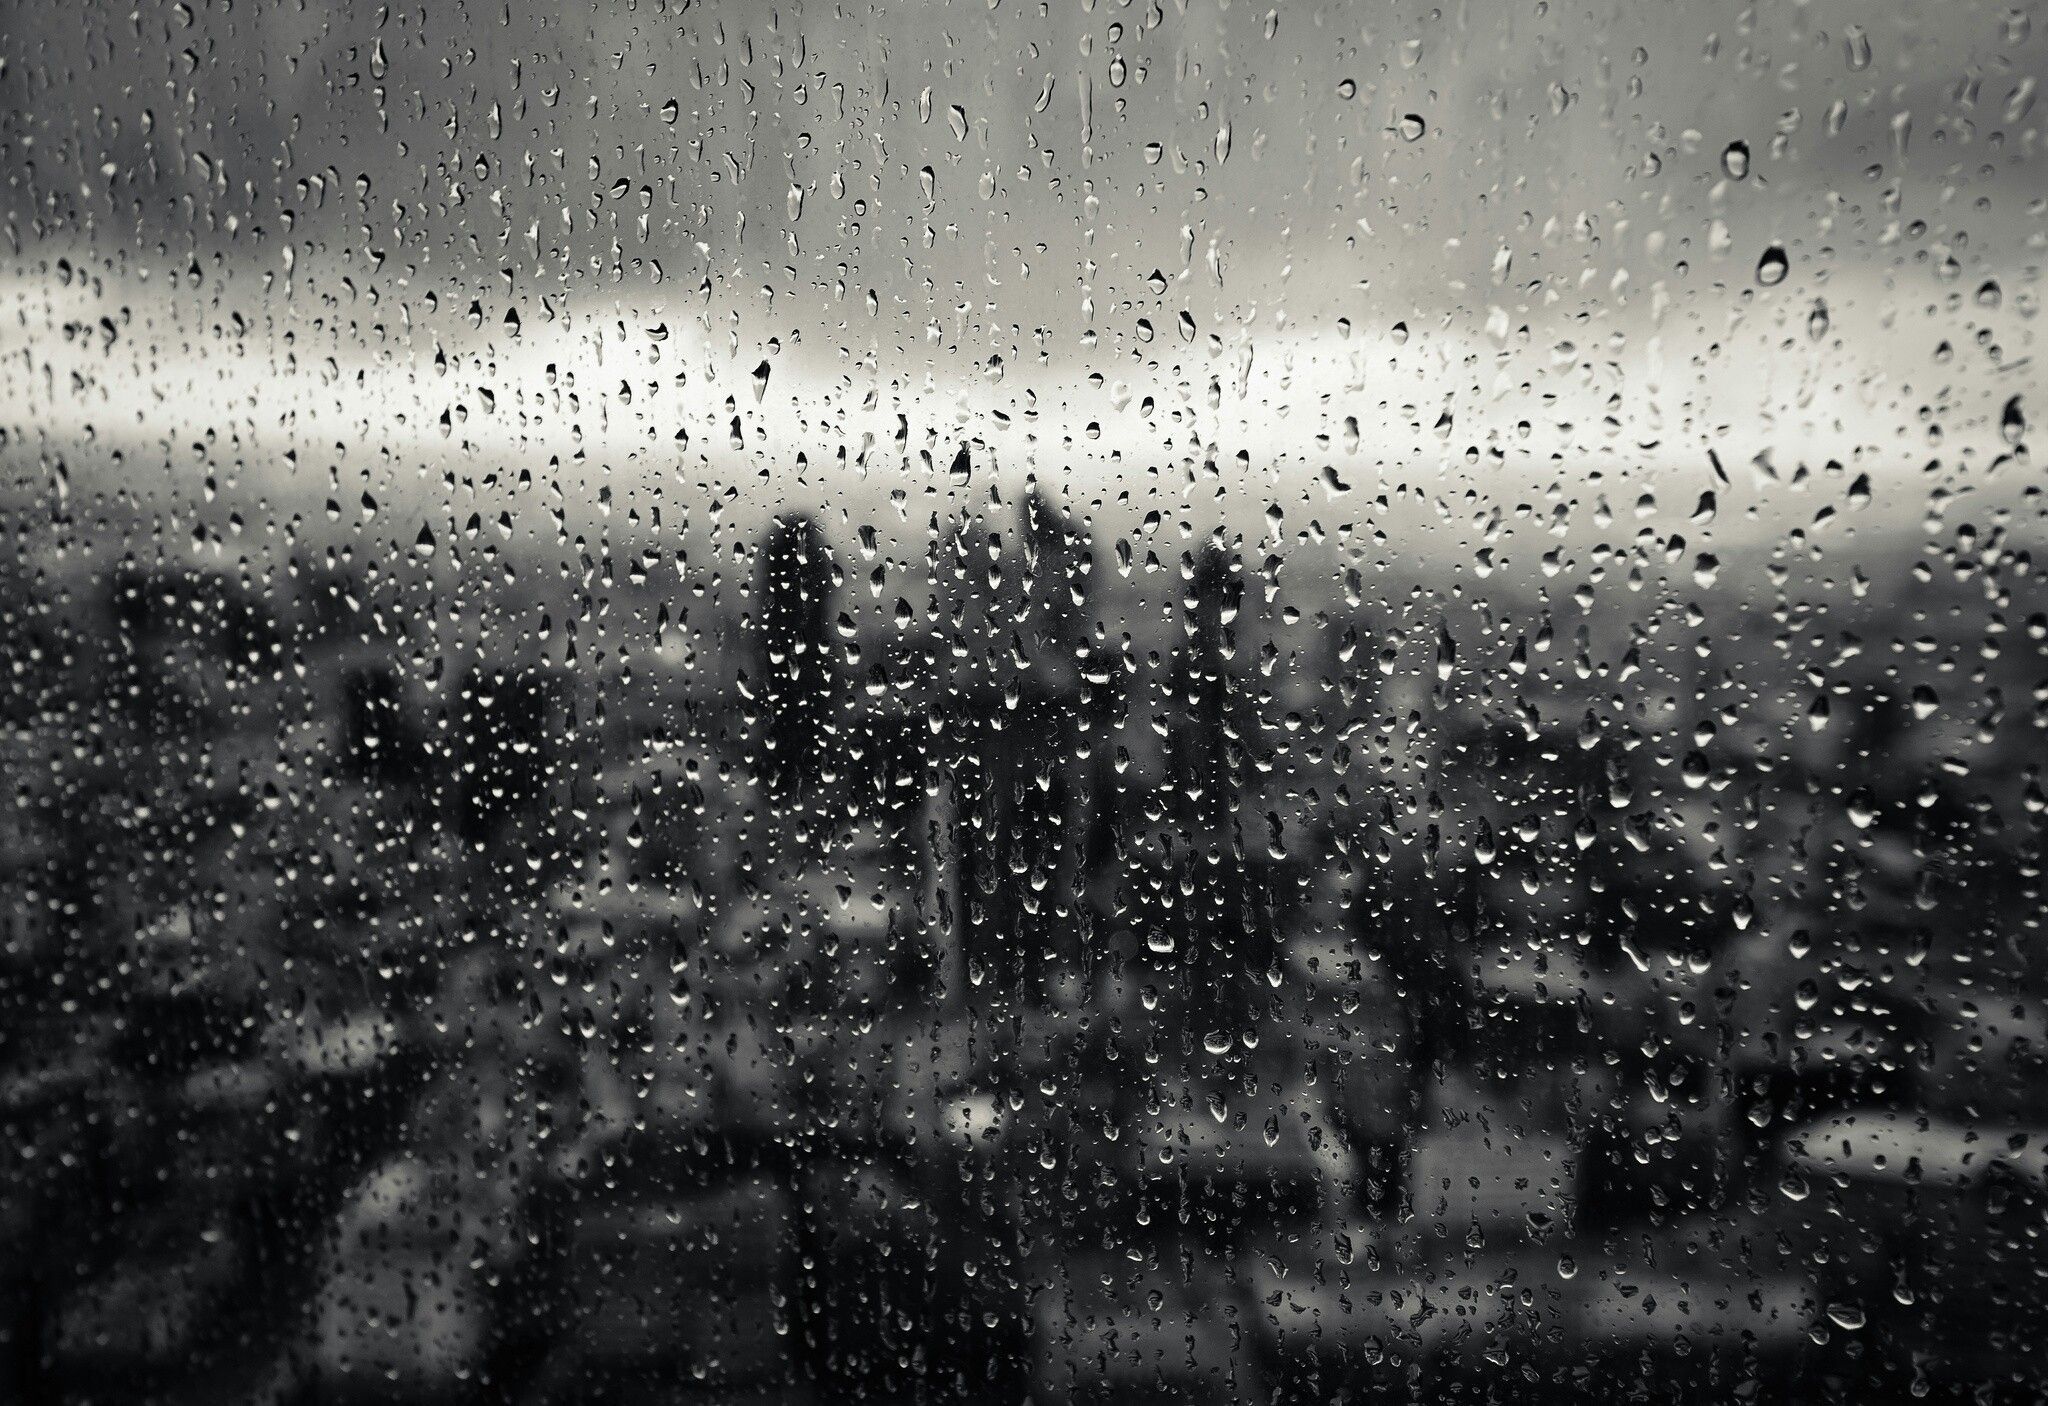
[{"left": 1, "top": 2, "right": 2043, "bottom": 1403}]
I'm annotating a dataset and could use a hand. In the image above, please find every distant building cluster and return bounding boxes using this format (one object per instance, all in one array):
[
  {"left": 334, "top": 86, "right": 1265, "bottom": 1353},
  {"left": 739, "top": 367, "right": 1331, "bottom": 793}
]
[{"left": 1, "top": 495, "right": 2043, "bottom": 1404}]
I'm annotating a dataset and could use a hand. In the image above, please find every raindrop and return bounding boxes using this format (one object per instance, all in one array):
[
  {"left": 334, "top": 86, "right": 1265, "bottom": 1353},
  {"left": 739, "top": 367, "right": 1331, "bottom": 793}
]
[{"left": 2001, "top": 395, "right": 2026, "bottom": 445}]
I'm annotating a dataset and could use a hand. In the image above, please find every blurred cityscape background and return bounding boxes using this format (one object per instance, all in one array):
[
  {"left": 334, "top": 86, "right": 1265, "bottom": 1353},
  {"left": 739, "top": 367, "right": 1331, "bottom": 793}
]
[
  {"left": 3, "top": 474, "right": 2044, "bottom": 1402},
  {"left": 5, "top": 0, "right": 2047, "bottom": 1401}
]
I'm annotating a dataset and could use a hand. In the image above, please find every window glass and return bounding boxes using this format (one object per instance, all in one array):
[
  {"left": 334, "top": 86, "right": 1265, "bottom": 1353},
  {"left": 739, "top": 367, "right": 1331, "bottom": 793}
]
[{"left": 3, "top": 2, "right": 2044, "bottom": 1401}]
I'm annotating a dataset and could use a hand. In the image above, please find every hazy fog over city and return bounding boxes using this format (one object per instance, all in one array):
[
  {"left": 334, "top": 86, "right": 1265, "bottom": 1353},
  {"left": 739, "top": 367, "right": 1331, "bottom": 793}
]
[{"left": 2, "top": 2, "right": 2044, "bottom": 1403}]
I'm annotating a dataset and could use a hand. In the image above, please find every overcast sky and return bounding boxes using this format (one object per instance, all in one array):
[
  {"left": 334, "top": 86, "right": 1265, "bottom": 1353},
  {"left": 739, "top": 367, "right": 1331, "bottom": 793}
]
[{"left": 2, "top": 0, "right": 2041, "bottom": 549}]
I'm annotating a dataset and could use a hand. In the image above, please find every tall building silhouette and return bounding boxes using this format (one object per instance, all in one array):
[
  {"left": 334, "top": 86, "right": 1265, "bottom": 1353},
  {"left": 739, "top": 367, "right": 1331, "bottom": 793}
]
[
  {"left": 1166, "top": 537, "right": 1275, "bottom": 1032},
  {"left": 751, "top": 513, "right": 837, "bottom": 802},
  {"left": 934, "top": 475, "right": 1097, "bottom": 1008}
]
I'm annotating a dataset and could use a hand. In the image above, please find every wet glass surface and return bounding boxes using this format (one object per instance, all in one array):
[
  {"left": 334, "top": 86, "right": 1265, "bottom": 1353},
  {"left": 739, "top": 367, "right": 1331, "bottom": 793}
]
[{"left": 2, "top": 2, "right": 2045, "bottom": 1401}]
